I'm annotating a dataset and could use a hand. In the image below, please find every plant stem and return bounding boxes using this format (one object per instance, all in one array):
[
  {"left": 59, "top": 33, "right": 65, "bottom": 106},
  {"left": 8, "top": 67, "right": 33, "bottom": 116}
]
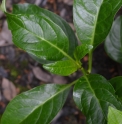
[
  {"left": 80, "top": 67, "right": 87, "bottom": 76},
  {"left": 88, "top": 50, "right": 93, "bottom": 73}
]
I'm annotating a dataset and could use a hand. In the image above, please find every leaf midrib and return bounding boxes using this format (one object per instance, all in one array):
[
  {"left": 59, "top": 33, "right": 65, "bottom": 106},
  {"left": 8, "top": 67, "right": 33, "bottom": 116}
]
[
  {"left": 18, "top": 82, "right": 76, "bottom": 124},
  {"left": 7, "top": 13, "right": 76, "bottom": 63},
  {"left": 90, "top": 2, "right": 103, "bottom": 46},
  {"left": 83, "top": 75, "right": 106, "bottom": 119}
]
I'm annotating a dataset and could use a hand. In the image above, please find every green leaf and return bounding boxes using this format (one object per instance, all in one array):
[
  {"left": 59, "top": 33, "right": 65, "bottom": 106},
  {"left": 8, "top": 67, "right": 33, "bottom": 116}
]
[
  {"left": 43, "top": 60, "right": 79, "bottom": 76},
  {"left": 1, "top": 84, "right": 71, "bottom": 124},
  {"left": 29, "top": 53, "right": 53, "bottom": 64},
  {"left": 108, "top": 106, "right": 122, "bottom": 124},
  {"left": 73, "top": 0, "right": 122, "bottom": 48},
  {"left": 105, "top": 16, "right": 122, "bottom": 63},
  {"left": 6, "top": 12, "right": 74, "bottom": 62},
  {"left": 0, "top": 0, "right": 6, "bottom": 12},
  {"left": 73, "top": 74, "right": 122, "bottom": 124},
  {"left": 109, "top": 76, "right": 122, "bottom": 103},
  {"left": 12, "top": 3, "right": 78, "bottom": 59},
  {"left": 74, "top": 44, "right": 93, "bottom": 61}
]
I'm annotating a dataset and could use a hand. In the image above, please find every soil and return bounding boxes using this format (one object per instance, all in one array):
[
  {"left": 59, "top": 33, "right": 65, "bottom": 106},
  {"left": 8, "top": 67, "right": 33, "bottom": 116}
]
[{"left": 0, "top": 0, "right": 122, "bottom": 124}]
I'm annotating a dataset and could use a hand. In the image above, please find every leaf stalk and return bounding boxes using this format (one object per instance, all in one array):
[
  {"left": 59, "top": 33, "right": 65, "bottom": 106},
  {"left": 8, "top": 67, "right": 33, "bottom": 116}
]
[{"left": 88, "top": 50, "right": 93, "bottom": 73}]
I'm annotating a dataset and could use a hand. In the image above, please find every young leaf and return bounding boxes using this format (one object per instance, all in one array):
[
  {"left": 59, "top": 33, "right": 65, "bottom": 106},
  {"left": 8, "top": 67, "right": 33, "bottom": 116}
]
[
  {"left": 105, "top": 16, "right": 122, "bottom": 63},
  {"left": 73, "top": 74, "right": 122, "bottom": 124},
  {"left": 74, "top": 44, "right": 93, "bottom": 61},
  {"left": 43, "top": 60, "right": 79, "bottom": 76},
  {"left": 1, "top": 84, "right": 71, "bottom": 124},
  {"left": 6, "top": 12, "right": 72, "bottom": 62},
  {"left": 109, "top": 76, "right": 122, "bottom": 103},
  {"left": 108, "top": 106, "right": 122, "bottom": 124},
  {"left": 12, "top": 3, "right": 78, "bottom": 59},
  {"left": 73, "top": 0, "right": 122, "bottom": 48}
]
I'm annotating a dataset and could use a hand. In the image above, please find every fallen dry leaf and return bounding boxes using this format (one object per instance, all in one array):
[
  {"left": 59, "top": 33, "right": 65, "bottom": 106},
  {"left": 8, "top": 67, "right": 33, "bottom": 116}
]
[
  {"left": 2, "top": 78, "right": 17, "bottom": 101},
  {"left": 32, "top": 67, "right": 52, "bottom": 82},
  {"left": 0, "top": 21, "right": 12, "bottom": 44},
  {"left": 52, "top": 75, "right": 68, "bottom": 84}
]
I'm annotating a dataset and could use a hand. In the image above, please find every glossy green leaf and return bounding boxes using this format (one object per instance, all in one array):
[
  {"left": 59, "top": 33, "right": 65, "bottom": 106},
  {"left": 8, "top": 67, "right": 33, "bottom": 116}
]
[
  {"left": 12, "top": 3, "right": 78, "bottom": 59},
  {"left": 74, "top": 44, "right": 93, "bottom": 61},
  {"left": 105, "top": 16, "right": 122, "bottom": 63},
  {"left": 6, "top": 12, "right": 73, "bottom": 62},
  {"left": 109, "top": 76, "right": 122, "bottom": 103},
  {"left": 1, "top": 84, "right": 71, "bottom": 124},
  {"left": 0, "top": 0, "right": 6, "bottom": 12},
  {"left": 73, "top": 74, "right": 122, "bottom": 124},
  {"left": 73, "top": 0, "right": 122, "bottom": 48},
  {"left": 43, "top": 60, "right": 79, "bottom": 76},
  {"left": 108, "top": 106, "right": 122, "bottom": 124},
  {"left": 29, "top": 53, "right": 53, "bottom": 64}
]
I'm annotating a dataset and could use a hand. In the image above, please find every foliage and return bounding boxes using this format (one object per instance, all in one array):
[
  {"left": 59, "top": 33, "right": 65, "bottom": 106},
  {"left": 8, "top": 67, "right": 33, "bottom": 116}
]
[
  {"left": 110, "top": 76, "right": 122, "bottom": 103},
  {"left": 105, "top": 16, "right": 122, "bottom": 63},
  {"left": 108, "top": 107, "right": 122, "bottom": 124},
  {"left": 1, "top": 84, "right": 71, "bottom": 124},
  {"left": 0, "top": 0, "right": 122, "bottom": 124},
  {"left": 73, "top": 74, "right": 122, "bottom": 124}
]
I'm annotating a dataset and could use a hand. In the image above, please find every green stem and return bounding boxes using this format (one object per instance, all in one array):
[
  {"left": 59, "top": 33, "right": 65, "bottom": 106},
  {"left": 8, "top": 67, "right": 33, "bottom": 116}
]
[
  {"left": 70, "top": 67, "right": 88, "bottom": 86},
  {"left": 88, "top": 50, "right": 93, "bottom": 73},
  {"left": 80, "top": 67, "right": 87, "bottom": 76}
]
